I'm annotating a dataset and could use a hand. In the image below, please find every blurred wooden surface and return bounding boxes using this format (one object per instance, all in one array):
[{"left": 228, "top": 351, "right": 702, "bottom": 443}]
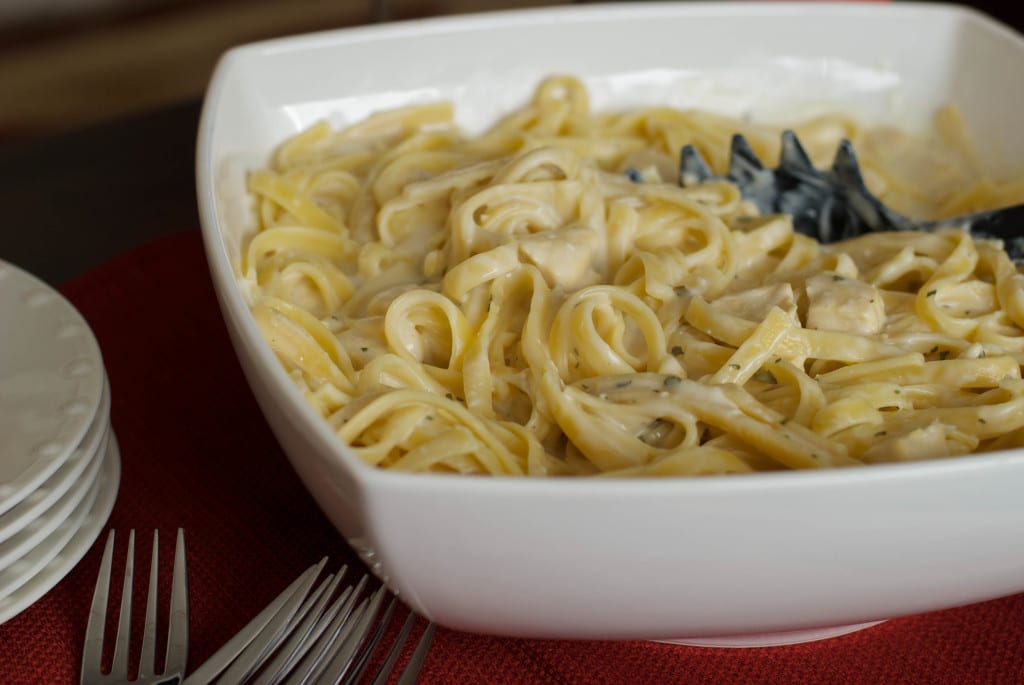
[{"left": 0, "top": 0, "right": 562, "bottom": 140}]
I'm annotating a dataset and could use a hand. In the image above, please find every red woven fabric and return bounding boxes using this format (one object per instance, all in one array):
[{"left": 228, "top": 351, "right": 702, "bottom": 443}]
[{"left": 2, "top": 229, "right": 1024, "bottom": 684}]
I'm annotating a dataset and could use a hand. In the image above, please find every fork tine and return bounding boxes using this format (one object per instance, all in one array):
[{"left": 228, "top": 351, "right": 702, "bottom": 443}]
[
  {"left": 343, "top": 595, "right": 399, "bottom": 685},
  {"left": 779, "top": 130, "right": 816, "bottom": 176},
  {"left": 317, "top": 585, "right": 388, "bottom": 683},
  {"left": 109, "top": 530, "right": 136, "bottom": 680},
  {"left": 830, "top": 139, "right": 865, "bottom": 186},
  {"left": 81, "top": 530, "right": 116, "bottom": 685},
  {"left": 287, "top": 600, "right": 365, "bottom": 685},
  {"left": 138, "top": 531, "right": 159, "bottom": 679},
  {"left": 395, "top": 622, "right": 435, "bottom": 685},
  {"left": 281, "top": 574, "right": 370, "bottom": 685},
  {"left": 250, "top": 570, "right": 347, "bottom": 685},
  {"left": 679, "top": 144, "right": 713, "bottom": 186},
  {"left": 365, "top": 609, "right": 414, "bottom": 685},
  {"left": 165, "top": 528, "right": 190, "bottom": 677},
  {"left": 80, "top": 529, "right": 191, "bottom": 685},
  {"left": 365, "top": 614, "right": 435, "bottom": 685},
  {"left": 181, "top": 563, "right": 435, "bottom": 685},
  {"left": 728, "top": 134, "right": 763, "bottom": 176},
  {"left": 217, "top": 568, "right": 342, "bottom": 684},
  {"left": 181, "top": 558, "right": 327, "bottom": 685}
]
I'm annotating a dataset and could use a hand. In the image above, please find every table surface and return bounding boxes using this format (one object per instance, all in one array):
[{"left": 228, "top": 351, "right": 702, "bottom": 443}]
[{"left": 3, "top": 5, "right": 1024, "bottom": 683}]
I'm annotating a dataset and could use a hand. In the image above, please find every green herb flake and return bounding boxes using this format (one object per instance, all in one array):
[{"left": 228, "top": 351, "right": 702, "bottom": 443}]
[
  {"left": 663, "top": 375, "right": 682, "bottom": 387},
  {"left": 616, "top": 379, "right": 633, "bottom": 388},
  {"left": 637, "top": 418, "right": 671, "bottom": 445},
  {"left": 926, "top": 289, "right": 938, "bottom": 298},
  {"left": 671, "top": 345, "right": 684, "bottom": 356},
  {"left": 728, "top": 363, "right": 741, "bottom": 370}
]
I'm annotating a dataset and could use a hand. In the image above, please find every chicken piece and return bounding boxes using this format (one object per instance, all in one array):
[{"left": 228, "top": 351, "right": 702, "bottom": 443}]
[
  {"left": 805, "top": 273, "right": 886, "bottom": 335},
  {"left": 860, "top": 422, "right": 977, "bottom": 463},
  {"left": 712, "top": 283, "right": 798, "bottom": 323},
  {"left": 517, "top": 228, "right": 598, "bottom": 289}
]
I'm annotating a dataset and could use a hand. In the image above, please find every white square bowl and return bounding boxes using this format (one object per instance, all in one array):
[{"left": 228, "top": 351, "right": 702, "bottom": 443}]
[{"left": 197, "top": 2, "right": 1024, "bottom": 643}]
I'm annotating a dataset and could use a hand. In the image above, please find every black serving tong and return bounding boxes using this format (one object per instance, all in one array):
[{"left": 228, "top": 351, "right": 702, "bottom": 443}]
[{"left": 678, "top": 131, "right": 1024, "bottom": 264}]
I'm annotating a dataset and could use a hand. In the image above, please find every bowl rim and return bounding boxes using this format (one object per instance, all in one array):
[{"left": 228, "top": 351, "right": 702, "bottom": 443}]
[
  {"left": 196, "top": 0, "right": 1024, "bottom": 494},
  {"left": 204, "top": 2, "right": 1013, "bottom": 62}
]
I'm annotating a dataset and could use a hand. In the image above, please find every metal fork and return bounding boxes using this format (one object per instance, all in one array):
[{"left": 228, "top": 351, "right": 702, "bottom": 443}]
[
  {"left": 182, "top": 560, "right": 435, "bottom": 685},
  {"left": 81, "top": 529, "right": 189, "bottom": 685}
]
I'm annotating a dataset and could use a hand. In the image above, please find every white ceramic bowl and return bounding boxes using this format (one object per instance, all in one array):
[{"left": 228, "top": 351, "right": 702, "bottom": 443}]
[{"left": 197, "top": 2, "right": 1024, "bottom": 643}]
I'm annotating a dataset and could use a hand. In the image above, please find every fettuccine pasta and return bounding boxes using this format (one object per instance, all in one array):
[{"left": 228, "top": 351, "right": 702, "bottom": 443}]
[{"left": 239, "top": 76, "right": 1024, "bottom": 476}]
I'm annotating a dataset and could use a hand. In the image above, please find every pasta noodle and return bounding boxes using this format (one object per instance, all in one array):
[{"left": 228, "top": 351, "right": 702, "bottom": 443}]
[{"left": 240, "top": 76, "right": 1024, "bottom": 477}]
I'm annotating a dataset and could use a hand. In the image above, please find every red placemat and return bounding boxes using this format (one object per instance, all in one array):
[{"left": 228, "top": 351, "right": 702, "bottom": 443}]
[{"left": 1, "top": 229, "right": 1024, "bottom": 684}]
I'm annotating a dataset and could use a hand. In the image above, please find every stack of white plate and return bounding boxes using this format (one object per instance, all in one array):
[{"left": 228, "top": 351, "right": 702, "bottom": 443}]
[{"left": 0, "top": 260, "right": 120, "bottom": 624}]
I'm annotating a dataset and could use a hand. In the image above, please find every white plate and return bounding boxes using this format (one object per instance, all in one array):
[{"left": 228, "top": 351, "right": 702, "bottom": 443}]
[
  {"left": 0, "top": 427, "right": 110, "bottom": 601},
  {"left": 0, "top": 420, "right": 107, "bottom": 570},
  {"left": 0, "top": 260, "right": 105, "bottom": 516},
  {"left": 0, "top": 430, "right": 120, "bottom": 624},
  {"left": 0, "top": 380, "right": 110, "bottom": 544}
]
